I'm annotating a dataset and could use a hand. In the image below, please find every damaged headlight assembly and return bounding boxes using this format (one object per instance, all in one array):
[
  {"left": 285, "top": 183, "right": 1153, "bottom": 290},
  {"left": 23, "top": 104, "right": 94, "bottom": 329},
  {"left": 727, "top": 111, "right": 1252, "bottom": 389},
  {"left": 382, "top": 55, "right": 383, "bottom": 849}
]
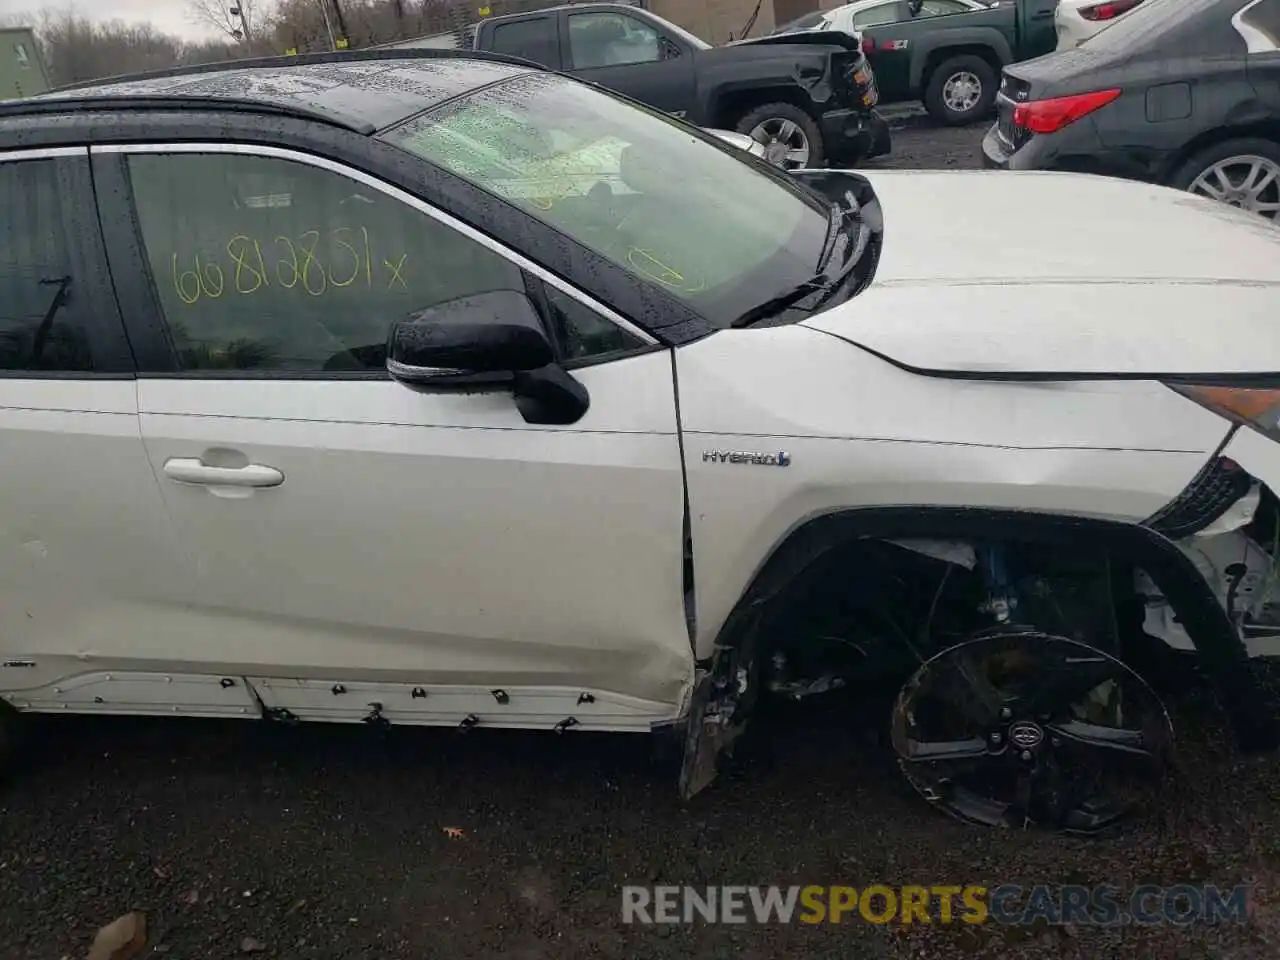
[{"left": 1170, "top": 385, "right": 1280, "bottom": 444}]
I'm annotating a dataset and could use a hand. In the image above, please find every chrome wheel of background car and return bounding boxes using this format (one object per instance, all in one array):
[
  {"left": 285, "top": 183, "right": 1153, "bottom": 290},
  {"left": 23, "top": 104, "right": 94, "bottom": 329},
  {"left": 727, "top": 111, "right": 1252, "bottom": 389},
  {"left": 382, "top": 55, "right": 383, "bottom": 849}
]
[
  {"left": 1188, "top": 155, "right": 1280, "bottom": 221},
  {"left": 941, "top": 71, "right": 983, "bottom": 116},
  {"left": 748, "top": 117, "right": 811, "bottom": 169},
  {"left": 890, "top": 630, "right": 1173, "bottom": 834}
]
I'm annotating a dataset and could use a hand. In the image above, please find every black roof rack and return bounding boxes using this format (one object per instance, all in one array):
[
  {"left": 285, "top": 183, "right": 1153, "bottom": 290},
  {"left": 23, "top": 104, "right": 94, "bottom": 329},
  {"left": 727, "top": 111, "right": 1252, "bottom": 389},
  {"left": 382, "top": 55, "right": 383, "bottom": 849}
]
[
  {"left": 44, "top": 46, "right": 543, "bottom": 95},
  {"left": 0, "top": 94, "right": 379, "bottom": 134}
]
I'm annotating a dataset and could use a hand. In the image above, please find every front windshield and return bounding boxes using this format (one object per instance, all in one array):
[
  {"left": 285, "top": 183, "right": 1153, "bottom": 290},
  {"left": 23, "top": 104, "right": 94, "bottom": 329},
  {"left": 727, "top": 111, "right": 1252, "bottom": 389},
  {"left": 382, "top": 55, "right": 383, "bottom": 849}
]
[{"left": 380, "top": 71, "right": 831, "bottom": 328}]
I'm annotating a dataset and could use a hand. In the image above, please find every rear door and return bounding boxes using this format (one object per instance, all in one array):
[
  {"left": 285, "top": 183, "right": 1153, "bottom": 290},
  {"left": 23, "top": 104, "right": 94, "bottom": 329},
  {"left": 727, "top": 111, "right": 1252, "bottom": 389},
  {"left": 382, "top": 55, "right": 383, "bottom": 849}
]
[
  {"left": 0, "top": 147, "right": 203, "bottom": 713},
  {"left": 561, "top": 9, "right": 697, "bottom": 117}
]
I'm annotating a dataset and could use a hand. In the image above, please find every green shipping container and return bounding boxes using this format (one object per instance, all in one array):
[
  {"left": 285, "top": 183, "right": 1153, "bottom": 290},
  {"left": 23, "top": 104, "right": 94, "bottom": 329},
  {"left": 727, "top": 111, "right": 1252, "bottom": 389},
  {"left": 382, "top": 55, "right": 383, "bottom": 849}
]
[{"left": 0, "top": 27, "right": 51, "bottom": 101}]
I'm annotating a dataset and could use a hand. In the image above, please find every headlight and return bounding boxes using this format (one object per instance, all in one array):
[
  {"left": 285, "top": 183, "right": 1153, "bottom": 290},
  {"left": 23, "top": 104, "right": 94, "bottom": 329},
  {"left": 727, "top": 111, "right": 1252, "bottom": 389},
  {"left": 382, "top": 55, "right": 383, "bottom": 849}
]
[{"left": 1170, "top": 385, "right": 1280, "bottom": 444}]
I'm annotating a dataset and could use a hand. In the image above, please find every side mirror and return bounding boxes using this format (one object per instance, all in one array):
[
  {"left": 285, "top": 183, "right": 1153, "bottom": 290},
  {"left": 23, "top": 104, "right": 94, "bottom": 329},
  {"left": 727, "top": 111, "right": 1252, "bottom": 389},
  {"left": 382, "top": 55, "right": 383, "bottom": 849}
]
[
  {"left": 907, "top": 0, "right": 924, "bottom": 15},
  {"left": 386, "top": 290, "right": 554, "bottom": 384}
]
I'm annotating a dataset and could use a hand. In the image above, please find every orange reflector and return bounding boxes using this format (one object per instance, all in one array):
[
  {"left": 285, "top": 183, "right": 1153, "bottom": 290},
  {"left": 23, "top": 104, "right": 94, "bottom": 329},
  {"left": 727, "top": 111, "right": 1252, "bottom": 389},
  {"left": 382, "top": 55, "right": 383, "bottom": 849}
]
[{"left": 1182, "top": 386, "right": 1280, "bottom": 421}]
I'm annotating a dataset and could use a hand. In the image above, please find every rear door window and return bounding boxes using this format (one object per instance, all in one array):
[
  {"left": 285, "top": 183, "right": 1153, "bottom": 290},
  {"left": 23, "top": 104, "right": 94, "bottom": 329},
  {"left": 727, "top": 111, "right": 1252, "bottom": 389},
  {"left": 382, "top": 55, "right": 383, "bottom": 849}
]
[
  {"left": 0, "top": 155, "right": 124, "bottom": 373},
  {"left": 488, "top": 17, "right": 560, "bottom": 67}
]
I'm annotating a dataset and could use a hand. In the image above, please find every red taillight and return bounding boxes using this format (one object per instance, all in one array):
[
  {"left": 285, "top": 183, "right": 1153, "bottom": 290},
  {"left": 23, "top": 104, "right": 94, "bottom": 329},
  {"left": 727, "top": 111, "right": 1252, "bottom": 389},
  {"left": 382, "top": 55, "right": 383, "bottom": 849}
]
[
  {"left": 1079, "top": 0, "right": 1142, "bottom": 20},
  {"left": 1011, "top": 87, "right": 1121, "bottom": 134},
  {"left": 861, "top": 34, "right": 875, "bottom": 53}
]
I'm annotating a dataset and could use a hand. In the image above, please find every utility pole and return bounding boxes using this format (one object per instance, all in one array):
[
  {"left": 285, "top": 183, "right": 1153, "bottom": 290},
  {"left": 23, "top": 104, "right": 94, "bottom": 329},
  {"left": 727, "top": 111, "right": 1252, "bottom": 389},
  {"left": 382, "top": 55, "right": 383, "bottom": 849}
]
[
  {"left": 313, "top": 0, "right": 338, "bottom": 49},
  {"left": 329, "top": 0, "right": 350, "bottom": 43},
  {"left": 228, "top": 3, "right": 251, "bottom": 42}
]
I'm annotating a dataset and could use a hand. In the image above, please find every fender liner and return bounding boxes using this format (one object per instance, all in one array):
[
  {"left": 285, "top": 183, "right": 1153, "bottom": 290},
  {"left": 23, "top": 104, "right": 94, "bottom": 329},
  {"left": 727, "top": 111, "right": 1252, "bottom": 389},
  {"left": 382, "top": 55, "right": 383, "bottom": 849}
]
[
  {"left": 679, "top": 506, "right": 1277, "bottom": 799},
  {"left": 908, "top": 31, "right": 1011, "bottom": 91}
]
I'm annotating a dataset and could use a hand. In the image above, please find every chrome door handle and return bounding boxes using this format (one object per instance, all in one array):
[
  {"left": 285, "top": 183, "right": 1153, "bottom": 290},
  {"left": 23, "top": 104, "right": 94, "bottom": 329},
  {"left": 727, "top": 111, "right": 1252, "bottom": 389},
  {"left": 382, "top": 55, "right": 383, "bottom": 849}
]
[{"left": 163, "top": 458, "right": 284, "bottom": 488}]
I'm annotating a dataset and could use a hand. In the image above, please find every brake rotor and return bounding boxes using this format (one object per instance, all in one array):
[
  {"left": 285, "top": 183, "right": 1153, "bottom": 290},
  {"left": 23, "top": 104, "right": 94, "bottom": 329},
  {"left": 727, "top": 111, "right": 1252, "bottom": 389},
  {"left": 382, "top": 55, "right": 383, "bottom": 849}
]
[{"left": 890, "top": 629, "right": 1174, "bottom": 834}]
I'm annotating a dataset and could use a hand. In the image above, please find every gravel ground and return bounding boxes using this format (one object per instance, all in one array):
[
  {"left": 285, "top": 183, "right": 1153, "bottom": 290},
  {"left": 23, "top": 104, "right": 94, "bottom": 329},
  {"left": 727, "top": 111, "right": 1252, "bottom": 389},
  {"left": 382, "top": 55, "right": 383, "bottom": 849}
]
[
  {"left": 5, "top": 119, "right": 1280, "bottom": 960},
  {"left": 870, "top": 108, "right": 988, "bottom": 171}
]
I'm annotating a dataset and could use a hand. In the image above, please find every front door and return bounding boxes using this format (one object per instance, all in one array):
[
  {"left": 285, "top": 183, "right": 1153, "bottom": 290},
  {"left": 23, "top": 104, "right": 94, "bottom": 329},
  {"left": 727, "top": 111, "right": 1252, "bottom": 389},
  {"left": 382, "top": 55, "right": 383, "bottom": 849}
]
[
  {"left": 563, "top": 9, "right": 697, "bottom": 117},
  {"left": 92, "top": 142, "right": 692, "bottom": 731}
]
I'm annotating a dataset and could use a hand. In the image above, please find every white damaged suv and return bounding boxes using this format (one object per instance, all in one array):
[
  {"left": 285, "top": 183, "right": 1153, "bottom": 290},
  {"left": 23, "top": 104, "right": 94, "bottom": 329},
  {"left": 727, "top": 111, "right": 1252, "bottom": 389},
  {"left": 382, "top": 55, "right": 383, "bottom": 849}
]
[{"left": 1, "top": 48, "right": 1278, "bottom": 833}]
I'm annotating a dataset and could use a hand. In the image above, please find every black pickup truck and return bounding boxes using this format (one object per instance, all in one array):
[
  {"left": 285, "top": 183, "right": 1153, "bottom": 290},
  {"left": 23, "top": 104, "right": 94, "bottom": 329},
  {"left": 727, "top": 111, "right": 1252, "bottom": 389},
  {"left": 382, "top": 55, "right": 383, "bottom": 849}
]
[{"left": 471, "top": 3, "right": 891, "bottom": 168}]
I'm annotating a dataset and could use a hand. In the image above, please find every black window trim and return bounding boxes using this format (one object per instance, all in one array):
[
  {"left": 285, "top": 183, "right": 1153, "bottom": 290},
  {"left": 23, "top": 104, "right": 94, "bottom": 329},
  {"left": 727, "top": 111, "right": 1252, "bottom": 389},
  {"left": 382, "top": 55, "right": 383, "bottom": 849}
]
[
  {"left": 88, "top": 141, "right": 659, "bottom": 380},
  {"left": 0, "top": 145, "right": 136, "bottom": 379}
]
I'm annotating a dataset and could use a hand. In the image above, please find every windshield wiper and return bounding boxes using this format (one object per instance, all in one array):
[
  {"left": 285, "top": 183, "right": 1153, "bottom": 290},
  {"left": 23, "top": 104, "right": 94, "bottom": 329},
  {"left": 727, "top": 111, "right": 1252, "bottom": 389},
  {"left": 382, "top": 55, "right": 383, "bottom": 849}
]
[
  {"left": 730, "top": 276, "right": 828, "bottom": 329},
  {"left": 809, "top": 217, "right": 873, "bottom": 311},
  {"left": 731, "top": 213, "right": 872, "bottom": 329},
  {"left": 731, "top": 203, "right": 843, "bottom": 329},
  {"left": 813, "top": 201, "right": 843, "bottom": 276}
]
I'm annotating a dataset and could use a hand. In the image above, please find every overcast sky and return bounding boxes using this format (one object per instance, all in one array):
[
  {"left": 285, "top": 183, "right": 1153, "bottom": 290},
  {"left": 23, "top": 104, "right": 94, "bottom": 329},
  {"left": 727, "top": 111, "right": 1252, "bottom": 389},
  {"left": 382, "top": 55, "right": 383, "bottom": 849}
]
[{"left": 0, "top": 0, "right": 227, "bottom": 41}]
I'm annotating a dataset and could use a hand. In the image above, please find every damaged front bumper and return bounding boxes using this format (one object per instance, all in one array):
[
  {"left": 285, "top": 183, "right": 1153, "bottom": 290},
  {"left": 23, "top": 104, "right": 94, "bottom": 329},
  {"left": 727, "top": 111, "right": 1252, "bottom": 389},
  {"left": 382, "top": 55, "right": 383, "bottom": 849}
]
[
  {"left": 1140, "top": 437, "right": 1280, "bottom": 657},
  {"left": 822, "top": 107, "right": 892, "bottom": 166}
]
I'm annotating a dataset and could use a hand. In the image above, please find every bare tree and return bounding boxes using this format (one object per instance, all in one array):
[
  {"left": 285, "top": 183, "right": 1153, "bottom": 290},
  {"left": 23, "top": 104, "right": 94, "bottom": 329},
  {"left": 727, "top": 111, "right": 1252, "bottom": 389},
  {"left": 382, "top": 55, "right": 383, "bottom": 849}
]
[{"left": 187, "top": 0, "right": 259, "bottom": 43}]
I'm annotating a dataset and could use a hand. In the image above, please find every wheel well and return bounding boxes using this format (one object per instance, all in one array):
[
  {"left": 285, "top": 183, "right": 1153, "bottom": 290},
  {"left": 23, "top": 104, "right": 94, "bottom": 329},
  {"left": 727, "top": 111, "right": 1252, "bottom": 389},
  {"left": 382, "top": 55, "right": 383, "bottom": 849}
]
[
  {"left": 1156, "top": 121, "right": 1280, "bottom": 185},
  {"left": 920, "top": 45, "right": 1001, "bottom": 94},
  {"left": 711, "top": 87, "right": 815, "bottom": 128},
  {"left": 704, "top": 506, "right": 1275, "bottom": 753}
]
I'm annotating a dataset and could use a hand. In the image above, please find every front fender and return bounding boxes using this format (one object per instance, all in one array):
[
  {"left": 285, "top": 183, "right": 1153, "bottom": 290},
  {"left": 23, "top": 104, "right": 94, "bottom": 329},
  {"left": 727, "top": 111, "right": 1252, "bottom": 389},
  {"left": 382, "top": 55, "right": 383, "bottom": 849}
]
[{"left": 676, "top": 325, "right": 1231, "bottom": 662}]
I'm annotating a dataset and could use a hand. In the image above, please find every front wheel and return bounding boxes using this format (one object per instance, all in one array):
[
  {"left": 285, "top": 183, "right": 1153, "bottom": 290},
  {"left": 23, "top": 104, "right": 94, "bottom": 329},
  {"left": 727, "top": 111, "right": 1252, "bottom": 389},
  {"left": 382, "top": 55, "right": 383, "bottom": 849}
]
[
  {"left": 923, "top": 55, "right": 998, "bottom": 127},
  {"left": 734, "top": 102, "right": 825, "bottom": 170},
  {"left": 891, "top": 629, "right": 1174, "bottom": 834}
]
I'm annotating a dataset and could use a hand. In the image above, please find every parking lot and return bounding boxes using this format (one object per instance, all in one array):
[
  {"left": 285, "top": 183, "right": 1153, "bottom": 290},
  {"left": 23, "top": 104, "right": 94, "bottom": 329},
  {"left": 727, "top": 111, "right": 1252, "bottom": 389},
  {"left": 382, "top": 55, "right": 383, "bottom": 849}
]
[{"left": 1, "top": 118, "right": 1278, "bottom": 960}]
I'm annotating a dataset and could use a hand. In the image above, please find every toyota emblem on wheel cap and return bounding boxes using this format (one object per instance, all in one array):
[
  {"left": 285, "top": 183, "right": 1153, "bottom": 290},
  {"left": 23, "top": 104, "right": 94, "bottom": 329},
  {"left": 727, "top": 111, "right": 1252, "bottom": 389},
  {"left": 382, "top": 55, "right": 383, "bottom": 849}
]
[{"left": 1008, "top": 721, "right": 1044, "bottom": 749}]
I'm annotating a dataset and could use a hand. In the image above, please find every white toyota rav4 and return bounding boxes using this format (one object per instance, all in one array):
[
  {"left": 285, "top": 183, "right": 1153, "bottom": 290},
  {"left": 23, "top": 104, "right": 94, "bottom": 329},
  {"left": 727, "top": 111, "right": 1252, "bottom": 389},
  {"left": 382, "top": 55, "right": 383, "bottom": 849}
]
[{"left": 1, "top": 49, "right": 1278, "bottom": 834}]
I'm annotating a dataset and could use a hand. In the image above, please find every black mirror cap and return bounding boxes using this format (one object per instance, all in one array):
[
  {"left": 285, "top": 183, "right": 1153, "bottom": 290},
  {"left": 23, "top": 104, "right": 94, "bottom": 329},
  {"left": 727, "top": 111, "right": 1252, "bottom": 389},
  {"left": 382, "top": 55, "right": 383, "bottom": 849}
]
[{"left": 386, "top": 290, "right": 554, "bottom": 382}]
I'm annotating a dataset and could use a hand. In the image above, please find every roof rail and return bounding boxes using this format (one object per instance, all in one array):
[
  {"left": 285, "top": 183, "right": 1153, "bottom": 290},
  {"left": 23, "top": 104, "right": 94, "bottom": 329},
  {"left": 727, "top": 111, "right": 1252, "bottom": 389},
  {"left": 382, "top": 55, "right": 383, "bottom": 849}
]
[
  {"left": 45, "top": 47, "right": 543, "bottom": 95},
  {"left": 0, "top": 94, "right": 380, "bottom": 134}
]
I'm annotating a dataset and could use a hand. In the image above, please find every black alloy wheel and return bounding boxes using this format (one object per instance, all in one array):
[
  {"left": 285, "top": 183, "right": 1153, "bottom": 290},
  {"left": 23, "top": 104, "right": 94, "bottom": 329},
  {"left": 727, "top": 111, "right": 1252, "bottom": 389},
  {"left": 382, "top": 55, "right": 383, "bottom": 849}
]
[{"left": 891, "top": 628, "right": 1173, "bottom": 834}]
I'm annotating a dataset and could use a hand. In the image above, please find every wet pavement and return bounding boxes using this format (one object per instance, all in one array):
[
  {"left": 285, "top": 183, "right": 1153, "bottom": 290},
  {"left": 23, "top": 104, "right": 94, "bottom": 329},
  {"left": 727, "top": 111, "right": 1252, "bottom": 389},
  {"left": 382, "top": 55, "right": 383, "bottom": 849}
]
[{"left": 3, "top": 680, "right": 1279, "bottom": 960}]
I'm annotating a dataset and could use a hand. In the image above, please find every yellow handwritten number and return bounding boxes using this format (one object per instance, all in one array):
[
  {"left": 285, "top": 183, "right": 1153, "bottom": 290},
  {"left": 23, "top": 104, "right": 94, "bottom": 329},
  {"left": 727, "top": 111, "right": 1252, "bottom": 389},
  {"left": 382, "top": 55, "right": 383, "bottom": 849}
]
[
  {"left": 274, "top": 236, "right": 300, "bottom": 289},
  {"left": 199, "top": 256, "right": 225, "bottom": 298},
  {"left": 172, "top": 253, "right": 202, "bottom": 305},
  {"left": 227, "top": 235, "right": 268, "bottom": 294},
  {"left": 328, "top": 227, "right": 362, "bottom": 288},
  {"left": 296, "top": 230, "right": 328, "bottom": 296},
  {"left": 361, "top": 227, "right": 373, "bottom": 287}
]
